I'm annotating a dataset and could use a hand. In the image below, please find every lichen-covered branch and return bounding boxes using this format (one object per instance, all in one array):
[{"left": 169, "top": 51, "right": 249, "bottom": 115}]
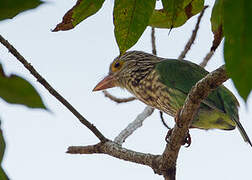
[
  {"left": 67, "top": 141, "right": 162, "bottom": 173},
  {"left": 0, "top": 34, "right": 108, "bottom": 142},
  {"left": 114, "top": 106, "right": 154, "bottom": 145}
]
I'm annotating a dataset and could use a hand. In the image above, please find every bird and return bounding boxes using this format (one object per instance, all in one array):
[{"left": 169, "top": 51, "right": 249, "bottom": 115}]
[{"left": 93, "top": 51, "right": 252, "bottom": 146}]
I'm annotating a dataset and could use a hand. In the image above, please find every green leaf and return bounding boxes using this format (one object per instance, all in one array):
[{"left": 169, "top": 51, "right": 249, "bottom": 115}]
[
  {"left": 0, "top": 120, "right": 8, "bottom": 180},
  {"left": 149, "top": 0, "right": 204, "bottom": 29},
  {"left": 0, "top": 64, "right": 46, "bottom": 109},
  {"left": 211, "top": 0, "right": 223, "bottom": 34},
  {"left": 53, "top": 0, "right": 105, "bottom": 32},
  {"left": 0, "top": 0, "right": 43, "bottom": 21},
  {"left": 223, "top": 0, "right": 252, "bottom": 101},
  {"left": 161, "top": 0, "right": 191, "bottom": 25},
  {"left": 113, "top": 0, "right": 156, "bottom": 54}
]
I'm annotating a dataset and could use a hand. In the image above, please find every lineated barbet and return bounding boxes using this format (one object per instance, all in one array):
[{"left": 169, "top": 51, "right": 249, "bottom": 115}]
[{"left": 93, "top": 51, "right": 252, "bottom": 146}]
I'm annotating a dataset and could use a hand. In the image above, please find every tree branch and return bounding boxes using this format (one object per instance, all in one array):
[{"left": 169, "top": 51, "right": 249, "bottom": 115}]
[
  {"left": 178, "top": 6, "right": 208, "bottom": 60},
  {"left": 199, "top": 50, "right": 214, "bottom": 67},
  {"left": 160, "top": 65, "right": 228, "bottom": 179},
  {"left": 114, "top": 106, "right": 154, "bottom": 145},
  {"left": 0, "top": 34, "right": 108, "bottom": 142},
  {"left": 67, "top": 141, "right": 162, "bottom": 174},
  {"left": 200, "top": 25, "right": 223, "bottom": 67}
]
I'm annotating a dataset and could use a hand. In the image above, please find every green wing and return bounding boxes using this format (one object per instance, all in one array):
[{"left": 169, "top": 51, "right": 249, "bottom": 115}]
[
  {"left": 155, "top": 59, "right": 252, "bottom": 145},
  {"left": 155, "top": 59, "right": 239, "bottom": 120}
]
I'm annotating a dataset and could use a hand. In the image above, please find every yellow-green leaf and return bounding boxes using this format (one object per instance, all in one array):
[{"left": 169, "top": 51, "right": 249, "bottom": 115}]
[
  {"left": 211, "top": 0, "right": 223, "bottom": 34},
  {"left": 0, "top": 0, "right": 43, "bottom": 21},
  {"left": 210, "top": 0, "right": 224, "bottom": 51},
  {"left": 149, "top": 0, "right": 204, "bottom": 29},
  {"left": 0, "top": 64, "right": 46, "bottom": 109},
  {"left": 223, "top": 0, "right": 252, "bottom": 101},
  {"left": 53, "top": 0, "right": 105, "bottom": 32},
  {"left": 113, "top": 0, "right": 156, "bottom": 54}
]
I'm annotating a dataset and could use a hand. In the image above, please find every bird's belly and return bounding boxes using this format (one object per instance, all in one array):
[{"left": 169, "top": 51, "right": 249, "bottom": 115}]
[
  {"left": 192, "top": 107, "right": 236, "bottom": 130},
  {"left": 130, "top": 86, "right": 236, "bottom": 131},
  {"left": 131, "top": 85, "right": 179, "bottom": 117}
]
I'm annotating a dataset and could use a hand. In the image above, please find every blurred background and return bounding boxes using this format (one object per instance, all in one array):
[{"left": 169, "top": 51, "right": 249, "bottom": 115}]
[{"left": 0, "top": 0, "right": 251, "bottom": 179}]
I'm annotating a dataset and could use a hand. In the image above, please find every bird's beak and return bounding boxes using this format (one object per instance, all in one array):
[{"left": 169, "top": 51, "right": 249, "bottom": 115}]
[{"left": 93, "top": 75, "right": 116, "bottom": 91}]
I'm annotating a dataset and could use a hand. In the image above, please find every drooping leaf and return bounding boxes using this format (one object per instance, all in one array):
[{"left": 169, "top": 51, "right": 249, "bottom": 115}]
[
  {"left": 0, "top": 0, "right": 43, "bottom": 21},
  {"left": 211, "top": 0, "right": 223, "bottom": 34},
  {"left": 0, "top": 120, "right": 8, "bottom": 180},
  {"left": 0, "top": 64, "right": 46, "bottom": 109},
  {"left": 210, "top": 0, "right": 224, "bottom": 51},
  {"left": 149, "top": 0, "right": 204, "bottom": 29},
  {"left": 53, "top": 0, "right": 105, "bottom": 32},
  {"left": 223, "top": 0, "right": 252, "bottom": 101},
  {"left": 113, "top": 0, "right": 156, "bottom": 54}
]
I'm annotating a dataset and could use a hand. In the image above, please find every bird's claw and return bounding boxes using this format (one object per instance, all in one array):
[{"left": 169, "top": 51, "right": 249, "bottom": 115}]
[
  {"left": 182, "top": 131, "right": 191, "bottom": 147},
  {"left": 165, "top": 129, "right": 192, "bottom": 147}
]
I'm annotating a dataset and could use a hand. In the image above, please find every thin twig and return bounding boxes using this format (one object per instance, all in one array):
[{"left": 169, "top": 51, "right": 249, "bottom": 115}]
[
  {"left": 199, "top": 25, "right": 223, "bottom": 67},
  {"left": 151, "top": 27, "right": 157, "bottom": 56},
  {"left": 102, "top": 90, "right": 136, "bottom": 103},
  {"left": 178, "top": 6, "right": 208, "bottom": 60},
  {"left": 160, "top": 111, "right": 171, "bottom": 130},
  {"left": 0, "top": 34, "right": 108, "bottom": 142},
  {"left": 199, "top": 50, "right": 214, "bottom": 67},
  {"left": 114, "top": 106, "right": 154, "bottom": 145}
]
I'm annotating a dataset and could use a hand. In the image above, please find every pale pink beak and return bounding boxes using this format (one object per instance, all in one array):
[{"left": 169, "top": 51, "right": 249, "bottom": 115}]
[{"left": 93, "top": 75, "right": 116, "bottom": 91}]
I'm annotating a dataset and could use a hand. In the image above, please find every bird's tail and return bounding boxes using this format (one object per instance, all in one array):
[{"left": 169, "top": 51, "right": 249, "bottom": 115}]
[{"left": 235, "top": 120, "right": 252, "bottom": 147}]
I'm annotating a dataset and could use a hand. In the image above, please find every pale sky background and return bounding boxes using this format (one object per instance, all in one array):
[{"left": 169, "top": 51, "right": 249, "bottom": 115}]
[{"left": 0, "top": 0, "right": 252, "bottom": 180}]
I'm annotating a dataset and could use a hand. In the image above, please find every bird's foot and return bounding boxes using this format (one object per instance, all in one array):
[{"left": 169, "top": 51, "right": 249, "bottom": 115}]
[
  {"left": 175, "top": 108, "right": 183, "bottom": 128},
  {"left": 165, "top": 129, "right": 191, "bottom": 147},
  {"left": 182, "top": 131, "right": 191, "bottom": 147}
]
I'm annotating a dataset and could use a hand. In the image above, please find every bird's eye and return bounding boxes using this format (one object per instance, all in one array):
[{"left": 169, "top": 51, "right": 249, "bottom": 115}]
[
  {"left": 114, "top": 62, "right": 120, "bottom": 68},
  {"left": 111, "top": 60, "right": 124, "bottom": 73}
]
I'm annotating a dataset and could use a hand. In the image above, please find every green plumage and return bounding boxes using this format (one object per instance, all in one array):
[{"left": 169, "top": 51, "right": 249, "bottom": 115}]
[{"left": 156, "top": 59, "right": 238, "bottom": 130}]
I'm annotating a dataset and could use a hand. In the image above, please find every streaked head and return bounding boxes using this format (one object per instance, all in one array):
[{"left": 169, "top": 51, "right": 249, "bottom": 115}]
[{"left": 93, "top": 51, "right": 161, "bottom": 91}]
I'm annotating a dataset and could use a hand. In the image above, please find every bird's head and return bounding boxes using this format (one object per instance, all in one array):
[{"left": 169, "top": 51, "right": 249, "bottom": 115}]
[{"left": 93, "top": 51, "right": 162, "bottom": 91}]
